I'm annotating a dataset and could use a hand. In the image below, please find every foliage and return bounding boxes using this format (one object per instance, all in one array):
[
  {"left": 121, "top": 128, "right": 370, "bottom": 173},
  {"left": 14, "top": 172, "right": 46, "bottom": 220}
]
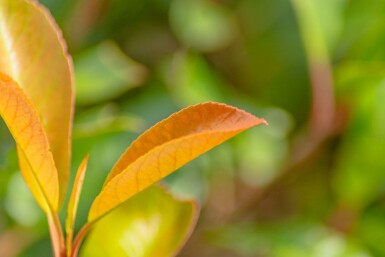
[
  {"left": 1, "top": 0, "right": 385, "bottom": 256},
  {"left": 0, "top": 0, "right": 265, "bottom": 256}
]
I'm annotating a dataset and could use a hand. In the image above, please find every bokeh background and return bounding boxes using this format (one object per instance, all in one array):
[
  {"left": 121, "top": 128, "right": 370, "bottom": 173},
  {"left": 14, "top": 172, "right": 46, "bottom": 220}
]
[{"left": 1, "top": 0, "right": 385, "bottom": 256}]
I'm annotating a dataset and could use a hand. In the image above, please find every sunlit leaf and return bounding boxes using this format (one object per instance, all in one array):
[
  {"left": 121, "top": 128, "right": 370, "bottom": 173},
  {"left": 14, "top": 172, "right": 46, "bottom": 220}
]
[
  {"left": 88, "top": 102, "right": 266, "bottom": 221},
  {"left": 66, "top": 154, "right": 89, "bottom": 255},
  {"left": 81, "top": 186, "right": 198, "bottom": 257},
  {"left": 0, "top": 0, "right": 74, "bottom": 205},
  {"left": 0, "top": 73, "right": 58, "bottom": 212}
]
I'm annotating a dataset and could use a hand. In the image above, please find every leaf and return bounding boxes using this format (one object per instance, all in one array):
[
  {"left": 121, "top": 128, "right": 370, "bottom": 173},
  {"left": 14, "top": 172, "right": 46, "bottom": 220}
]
[
  {"left": 88, "top": 102, "right": 266, "bottom": 221},
  {"left": 0, "top": 73, "right": 58, "bottom": 212},
  {"left": 0, "top": 0, "right": 74, "bottom": 205},
  {"left": 81, "top": 186, "right": 198, "bottom": 257},
  {"left": 75, "top": 41, "right": 147, "bottom": 105},
  {"left": 66, "top": 154, "right": 89, "bottom": 256},
  {"left": 170, "top": 0, "right": 235, "bottom": 52}
]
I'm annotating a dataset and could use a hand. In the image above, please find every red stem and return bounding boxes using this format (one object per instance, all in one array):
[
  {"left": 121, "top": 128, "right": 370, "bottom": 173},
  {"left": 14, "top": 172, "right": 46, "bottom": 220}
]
[
  {"left": 70, "top": 223, "right": 93, "bottom": 257},
  {"left": 48, "top": 213, "right": 66, "bottom": 257}
]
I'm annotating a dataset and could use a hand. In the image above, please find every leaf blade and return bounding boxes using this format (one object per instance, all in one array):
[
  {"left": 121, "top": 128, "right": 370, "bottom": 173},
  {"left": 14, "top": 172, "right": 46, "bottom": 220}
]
[
  {"left": 66, "top": 154, "right": 89, "bottom": 256},
  {"left": 89, "top": 102, "right": 266, "bottom": 221},
  {"left": 82, "top": 186, "right": 198, "bottom": 257},
  {"left": 0, "top": 0, "right": 74, "bottom": 205},
  {"left": 0, "top": 72, "right": 58, "bottom": 212}
]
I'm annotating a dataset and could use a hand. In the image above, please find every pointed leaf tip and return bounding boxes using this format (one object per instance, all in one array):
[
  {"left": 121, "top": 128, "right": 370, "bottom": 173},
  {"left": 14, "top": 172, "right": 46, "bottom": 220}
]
[
  {"left": 88, "top": 102, "right": 266, "bottom": 221},
  {"left": 0, "top": 72, "right": 59, "bottom": 212},
  {"left": 0, "top": 0, "right": 74, "bottom": 206},
  {"left": 66, "top": 154, "right": 90, "bottom": 255}
]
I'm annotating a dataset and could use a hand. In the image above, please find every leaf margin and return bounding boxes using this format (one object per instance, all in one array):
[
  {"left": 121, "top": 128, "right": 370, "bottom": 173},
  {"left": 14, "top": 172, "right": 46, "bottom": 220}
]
[{"left": 88, "top": 102, "right": 267, "bottom": 221}]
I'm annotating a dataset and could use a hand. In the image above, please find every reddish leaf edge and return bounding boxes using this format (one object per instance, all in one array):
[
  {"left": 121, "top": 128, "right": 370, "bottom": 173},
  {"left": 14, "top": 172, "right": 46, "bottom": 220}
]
[
  {"left": 0, "top": 73, "right": 65, "bottom": 256},
  {"left": 25, "top": 0, "right": 76, "bottom": 207},
  {"left": 66, "top": 154, "right": 90, "bottom": 257},
  {"left": 104, "top": 101, "right": 268, "bottom": 185},
  {"left": 88, "top": 102, "right": 267, "bottom": 221},
  {"left": 73, "top": 102, "right": 266, "bottom": 256},
  {"left": 155, "top": 184, "right": 200, "bottom": 257},
  {"left": 71, "top": 185, "right": 200, "bottom": 257},
  {"left": 0, "top": 72, "right": 59, "bottom": 212}
]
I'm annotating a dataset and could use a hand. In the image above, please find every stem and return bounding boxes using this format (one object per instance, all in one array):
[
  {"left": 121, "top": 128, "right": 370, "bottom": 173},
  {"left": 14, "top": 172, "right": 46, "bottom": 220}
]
[
  {"left": 70, "top": 223, "right": 93, "bottom": 257},
  {"left": 66, "top": 230, "right": 74, "bottom": 257},
  {"left": 47, "top": 213, "right": 66, "bottom": 257}
]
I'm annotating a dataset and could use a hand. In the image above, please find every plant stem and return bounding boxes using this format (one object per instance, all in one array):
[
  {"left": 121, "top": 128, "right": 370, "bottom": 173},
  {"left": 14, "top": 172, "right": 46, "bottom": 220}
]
[
  {"left": 70, "top": 223, "right": 93, "bottom": 257},
  {"left": 48, "top": 213, "right": 66, "bottom": 257},
  {"left": 66, "top": 230, "right": 74, "bottom": 257}
]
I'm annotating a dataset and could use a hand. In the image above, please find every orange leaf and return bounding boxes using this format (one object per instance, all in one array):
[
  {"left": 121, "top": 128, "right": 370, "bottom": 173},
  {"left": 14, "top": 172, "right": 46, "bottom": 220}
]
[
  {"left": 88, "top": 102, "right": 266, "bottom": 221},
  {"left": 0, "top": 73, "right": 58, "bottom": 212},
  {"left": 0, "top": 0, "right": 74, "bottom": 205}
]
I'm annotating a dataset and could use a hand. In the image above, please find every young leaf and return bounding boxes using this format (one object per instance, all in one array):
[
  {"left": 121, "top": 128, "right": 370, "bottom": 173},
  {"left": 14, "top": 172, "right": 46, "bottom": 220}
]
[
  {"left": 0, "top": 0, "right": 74, "bottom": 205},
  {"left": 0, "top": 73, "right": 58, "bottom": 212},
  {"left": 81, "top": 186, "right": 198, "bottom": 257},
  {"left": 66, "top": 154, "right": 89, "bottom": 256},
  {"left": 88, "top": 102, "right": 266, "bottom": 221}
]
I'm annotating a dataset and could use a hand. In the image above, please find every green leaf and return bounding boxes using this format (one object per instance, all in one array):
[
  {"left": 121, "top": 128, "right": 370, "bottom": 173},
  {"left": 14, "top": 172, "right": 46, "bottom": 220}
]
[
  {"left": 74, "top": 41, "right": 147, "bottom": 105},
  {"left": 66, "top": 154, "right": 89, "bottom": 256},
  {"left": 170, "top": 0, "right": 235, "bottom": 52},
  {"left": 81, "top": 186, "right": 198, "bottom": 257}
]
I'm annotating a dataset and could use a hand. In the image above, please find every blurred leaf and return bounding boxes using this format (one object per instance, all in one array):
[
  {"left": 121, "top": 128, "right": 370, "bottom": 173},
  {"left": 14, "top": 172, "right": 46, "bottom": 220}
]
[
  {"left": 5, "top": 173, "right": 43, "bottom": 226},
  {"left": 75, "top": 41, "right": 147, "bottom": 105},
  {"left": 211, "top": 222, "right": 371, "bottom": 257},
  {"left": 0, "top": 73, "right": 59, "bottom": 212},
  {"left": 336, "top": 61, "right": 385, "bottom": 95},
  {"left": 333, "top": 83, "right": 385, "bottom": 207},
  {"left": 162, "top": 51, "right": 226, "bottom": 105},
  {"left": 81, "top": 186, "right": 198, "bottom": 257},
  {"left": 0, "top": 0, "right": 74, "bottom": 205},
  {"left": 88, "top": 102, "right": 266, "bottom": 221},
  {"left": 358, "top": 206, "right": 385, "bottom": 256},
  {"left": 73, "top": 104, "right": 144, "bottom": 138},
  {"left": 237, "top": 108, "right": 291, "bottom": 187},
  {"left": 339, "top": 0, "right": 385, "bottom": 60},
  {"left": 169, "top": 0, "right": 235, "bottom": 52}
]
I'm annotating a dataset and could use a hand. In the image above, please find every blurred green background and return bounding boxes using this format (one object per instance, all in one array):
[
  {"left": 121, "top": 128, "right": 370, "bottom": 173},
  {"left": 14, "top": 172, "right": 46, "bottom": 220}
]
[{"left": 1, "top": 0, "right": 385, "bottom": 256}]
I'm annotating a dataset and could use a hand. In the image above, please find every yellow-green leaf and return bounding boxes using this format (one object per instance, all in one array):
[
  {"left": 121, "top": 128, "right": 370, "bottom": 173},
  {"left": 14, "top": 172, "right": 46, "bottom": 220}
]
[
  {"left": 66, "top": 154, "right": 89, "bottom": 256},
  {"left": 88, "top": 102, "right": 266, "bottom": 221},
  {"left": 0, "top": 73, "right": 58, "bottom": 212},
  {"left": 0, "top": 0, "right": 74, "bottom": 205},
  {"left": 81, "top": 186, "right": 198, "bottom": 257}
]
